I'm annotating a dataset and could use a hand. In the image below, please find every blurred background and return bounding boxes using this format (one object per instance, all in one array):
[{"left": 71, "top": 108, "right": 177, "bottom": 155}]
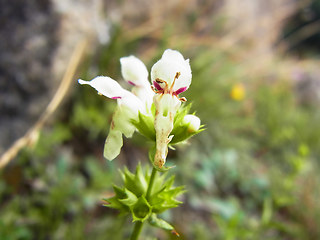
[{"left": 1, "top": 0, "right": 320, "bottom": 239}]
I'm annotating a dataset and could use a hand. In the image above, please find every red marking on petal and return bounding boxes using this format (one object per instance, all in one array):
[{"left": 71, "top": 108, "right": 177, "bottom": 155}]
[
  {"left": 153, "top": 81, "right": 163, "bottom": 91},
  {"left": 174, "top": 87, "right": 187, "bottom": 95},
  {"left": 111, "top": 96, "right": 122, "bottom": 99},
  {"left": 128, "top": 81, "right": 136, "bottom": 86}
]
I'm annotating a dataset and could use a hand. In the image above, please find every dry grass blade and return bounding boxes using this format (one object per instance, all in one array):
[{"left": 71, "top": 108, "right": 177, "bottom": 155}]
[{"left": 0, "top": 40, "right": 88, "bottom": 169}]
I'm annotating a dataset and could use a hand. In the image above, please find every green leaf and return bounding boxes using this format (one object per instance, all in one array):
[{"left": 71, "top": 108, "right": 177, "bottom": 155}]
[
  {"left": 150, "top": 178, "right": 185, "bottom": 213},
  {"left": 104, "top": 163, "right": 185, "bottom": 220},
  {"left": 163, "top": 175, "right": 175, "bottom": 189},
  {"left": 122, "top": 167, "right": 144, "bottom": 196},
  {"left": 134, "top": 163, "right": 148, "bottom": 195},
  {"left": 119, "top": 188, "right": 138, "bottom": 206},
  {"left": 113, "top": 185, "right": 126, "bottom": 198},
  {"left": 103, "top": 196, "right": 128, "bottom": 211},
  {"left": 151, "top": 172, "right": 169, "bottom": 196},
  {"left": 103, "top": 186, "right": 128, "bottom": 211},
  {"left": 148, "top": 213, "right": 174, "bottom": 231}
]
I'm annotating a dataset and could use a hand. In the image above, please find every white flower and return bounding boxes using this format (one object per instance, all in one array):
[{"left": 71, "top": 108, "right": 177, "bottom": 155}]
[
  {"left": 151, "top": 49, "right": 192, "bottom": 95},
  {"left": 150, "top": 49, "right": 192, "bottom": 168},
  {"left": 78, "top": 49, "right": 198, "bottom": 168},
  {"left": 78, "top": 56, "right": 153, "bottom": 160}
]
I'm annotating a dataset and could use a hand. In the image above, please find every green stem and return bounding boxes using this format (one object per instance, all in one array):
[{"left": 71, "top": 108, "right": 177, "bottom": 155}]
[
  {"left": 146, "top": 167, "right": 157, "bottom": 200},
  {"left": 130, "top": 221, "right": 143, "bottom": 240},
  {"left": 129, "top": 167, "right": 158, "bottom": 240}
]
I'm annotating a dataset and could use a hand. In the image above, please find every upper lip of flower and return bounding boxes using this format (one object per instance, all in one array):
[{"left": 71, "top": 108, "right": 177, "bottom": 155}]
[
  {"left": 120, "top": 55, "right": 150, "bottom": 88},
  {"left": 150, "top": 49, "right": 192, "bottom": 97}
]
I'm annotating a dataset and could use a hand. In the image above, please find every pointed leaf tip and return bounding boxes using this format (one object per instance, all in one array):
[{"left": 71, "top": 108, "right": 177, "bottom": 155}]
[{"left": 102, "top": 198, "right": 111, "bottom": 205}]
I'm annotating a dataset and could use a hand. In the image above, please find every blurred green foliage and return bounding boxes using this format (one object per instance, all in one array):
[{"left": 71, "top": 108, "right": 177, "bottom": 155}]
[{"left": 1, "top": 21, "right": 320, "bottom": 240}]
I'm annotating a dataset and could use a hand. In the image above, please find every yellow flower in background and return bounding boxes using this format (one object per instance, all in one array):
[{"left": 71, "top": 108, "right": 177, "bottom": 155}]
[{"left": 230, "top": 83, "right": 245, "bottom": 101}]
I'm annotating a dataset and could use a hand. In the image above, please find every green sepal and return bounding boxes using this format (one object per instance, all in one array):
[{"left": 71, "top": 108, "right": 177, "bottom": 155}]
[
  {"left": 170, "top": 104, "right": 204, "bottom": 144},
  {"left": 131, "top": 111, "right": 156, "bottom": 141},
  {"left": 170, "top": 123, "right": 204, "bottom": 144},
  {"left": 174, "top": 103, "right": 192, "bottom": 124},
  {"left": 132, "top": 103, "right": 203, "bottom": 146},
  {"left": 148, "top": 213, "right": 174, "bottom": 231},
  {"left": 131, "top": 196, "right": 152, "bottom": 222}
]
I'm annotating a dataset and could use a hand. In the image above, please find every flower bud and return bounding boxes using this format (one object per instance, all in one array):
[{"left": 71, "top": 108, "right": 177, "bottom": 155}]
[{"left": 183, "top": 114, "right": 201, "bottom": 132}]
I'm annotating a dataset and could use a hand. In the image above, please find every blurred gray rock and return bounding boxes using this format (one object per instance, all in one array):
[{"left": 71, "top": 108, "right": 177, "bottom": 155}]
[
  {"left": 0, "top": 0, "right": 110, "bottom": 154},
  {"left": 0, "top": 0, "right": 59, "bottom": 154}
]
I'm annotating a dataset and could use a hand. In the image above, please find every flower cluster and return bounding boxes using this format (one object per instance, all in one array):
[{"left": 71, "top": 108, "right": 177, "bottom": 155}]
[{"left": 78, "top": 49, "right": 201, "bottom": 168}]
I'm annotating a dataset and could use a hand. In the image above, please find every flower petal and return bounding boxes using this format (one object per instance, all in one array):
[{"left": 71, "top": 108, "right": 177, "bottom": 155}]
[
  {"left": 130, "top": 87, "right": 154, "bottom": 111},
  {"left": 112, "top": 105, "right": 137, "bottom": 138},
  {"left": 79, "top": 76, "right": 146, "bottom": 114},
  {"left": 103, "top": 95, "right": 144, "bottom": 161},
  {"left": 120, "top": 56, "right": 149, "bottom": 87},
  {"left": 162, "top": 49, "right": 186, "bottom": 65},
  {"left": 119, "top": 56, "right": 154, "bottom": 109},
  {"left": 104, "top": 129, "right": 123, "bottom": 160},
  {"left": 78, "top": 76, "right": 129, "bottom": 99},
  {"left": 104, "top": 102, "right": 144, "bottom": 160},
  {"left": 151, "top": 49, "right": 192, "bottom": 92}
]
